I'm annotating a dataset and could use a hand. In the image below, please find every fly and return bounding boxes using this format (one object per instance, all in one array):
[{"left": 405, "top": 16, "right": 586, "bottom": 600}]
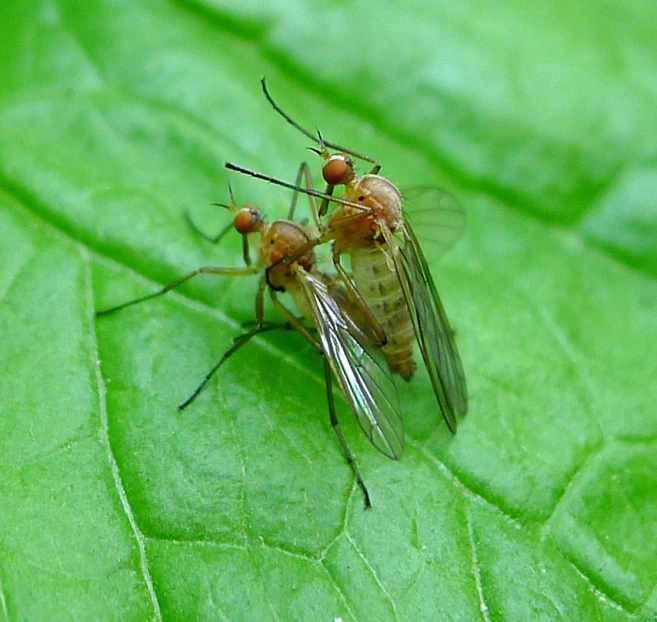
[{"left": 97, "top": 182, "right": 403, "bottom": 507}]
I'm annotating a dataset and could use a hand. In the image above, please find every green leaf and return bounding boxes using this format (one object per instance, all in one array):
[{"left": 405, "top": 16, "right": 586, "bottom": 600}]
[{"left": 1, "top": 0, "right": 655, "bottom": 620}]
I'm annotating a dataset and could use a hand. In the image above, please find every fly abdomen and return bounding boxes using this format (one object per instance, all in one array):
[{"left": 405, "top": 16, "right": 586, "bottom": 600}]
[{"left": 351, "top": 245, "right": 416, "bottom": 379}]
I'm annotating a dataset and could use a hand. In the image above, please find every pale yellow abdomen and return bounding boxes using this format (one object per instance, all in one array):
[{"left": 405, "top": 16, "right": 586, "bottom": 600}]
[{"left": 351, "top": 246, "right": 416, "bottom": 379}]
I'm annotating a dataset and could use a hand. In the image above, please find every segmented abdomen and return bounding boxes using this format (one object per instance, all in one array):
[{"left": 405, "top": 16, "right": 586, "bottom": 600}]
[{"left": 351, "top": 245, "right": 416, "bottom": 379}]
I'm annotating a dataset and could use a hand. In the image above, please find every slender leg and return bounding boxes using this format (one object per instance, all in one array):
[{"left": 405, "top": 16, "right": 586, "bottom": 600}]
[
  {"left": 324, "top": 357, "right": 372, "bottom": 509},
  {"left": 226, "top": 185, "right": 253, "bottom": 266},
  {"left": 186, "top": 184, "right": 237, "bottom": 245},
  {"left": 313, "top": 132, "right": 338, "bottom": 218},
  {"left": 237, "top": 319, "right": 297, "bottom": 334},
  {"left": 184, "top": 210, "right": 234, "bottom": 245},
  {"left": 96, "top": 266, "right": 257, "bottom": 317},
  {"left": 187, "top": 187, "right": 254, "bottom": 266},
  {"left": 179, "top": 275, "right": 268, "bottom": 409},
  {"left": 288, "top": 162, "right": 323, "bottom": 231},
  {"left": 241, "top": 233, "right": 252, "bottom": 267},
  {"left": 318, "top": 184, "right": 335, "bottom": 219},
  {"left": 272, "top": 280, "right": 371, "bottom": 506},
  {"left": 287, "top": 162, "right": 306, "bottom": 222},
  {"left": 178, "top": 325, "right": 264, "bottom": 411},
  {"left": 269, "top": 290, "right": 322, "bottom": 354},
  {"left": 272, "top": 284, "right": 372, "bottom": 507}
]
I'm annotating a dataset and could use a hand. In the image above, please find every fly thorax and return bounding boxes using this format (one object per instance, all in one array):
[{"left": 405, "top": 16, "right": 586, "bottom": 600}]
[
  {"left": 344, "top": 175, "right": 403, "bottom": 232},
  {"left": 263, "top": 220, "right": 315, "bottom": 290},
  {"left": 329, "top": 203, "right": 378, "bottom": 250}
]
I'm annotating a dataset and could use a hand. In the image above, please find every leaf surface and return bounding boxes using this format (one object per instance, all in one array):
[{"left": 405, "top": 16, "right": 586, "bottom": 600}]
[{"left": 0, "top": 0, "right": 656, "bottom": 619}]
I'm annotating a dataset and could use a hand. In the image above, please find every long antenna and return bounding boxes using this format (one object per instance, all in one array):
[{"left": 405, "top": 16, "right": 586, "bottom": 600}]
[
  {"left": 224, "top": 162, "right": 369, "bottom": 212},
  {"left": 260, "top": 77, "right": 379, "bottom": 167}
]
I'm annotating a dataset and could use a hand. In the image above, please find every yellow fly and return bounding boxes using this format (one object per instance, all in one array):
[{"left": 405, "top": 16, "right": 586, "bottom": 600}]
[{"left": 226, "top": 79, "right": 468, "bottom": 433}]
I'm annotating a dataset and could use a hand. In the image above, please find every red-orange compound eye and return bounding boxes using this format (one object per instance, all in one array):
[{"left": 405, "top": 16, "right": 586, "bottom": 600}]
[
  {"left": 323, "top": 156, "right": 351, "bottom": 185},
  {"left": 234, "top": 208, "right": 256, "bottom": 234}
]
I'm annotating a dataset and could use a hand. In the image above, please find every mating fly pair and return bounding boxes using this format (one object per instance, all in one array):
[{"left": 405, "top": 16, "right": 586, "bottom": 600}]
[
  {"left": 228, "top": 78, "right": 468, "bottom": 432},
  {"left": 97, "top": 81, "right": 467, "bottom": 507}
]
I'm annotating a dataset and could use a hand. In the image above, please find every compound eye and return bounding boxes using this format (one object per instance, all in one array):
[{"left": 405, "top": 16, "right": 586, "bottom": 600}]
[
  {"left": 234, "top": 207, "right": 261, "bottom": 234},
  {"left": 322, "top": 155, "right": 351, "bottom": 185}
]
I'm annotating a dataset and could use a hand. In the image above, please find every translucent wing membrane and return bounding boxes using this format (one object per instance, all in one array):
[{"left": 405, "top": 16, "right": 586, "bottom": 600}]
[
  {"left": 297, "top": 270, "right": 404, "bottom": 459},
  {"left": 402, "top": 188, "right": 466, "bottom": 263},
  {"left": 383, "top": 222, "right": 468, "bottom": 433}
]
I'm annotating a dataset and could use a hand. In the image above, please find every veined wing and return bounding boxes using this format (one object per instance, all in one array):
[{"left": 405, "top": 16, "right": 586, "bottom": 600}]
[
  {"left": 296, "top": 270, "right": 404, "bottom": 459},
  {"left": 382, "top": 221, "right": 468, "bottom": 433},
  {"left": 402, "top": 187, "right": 465, "bottom": 262}
]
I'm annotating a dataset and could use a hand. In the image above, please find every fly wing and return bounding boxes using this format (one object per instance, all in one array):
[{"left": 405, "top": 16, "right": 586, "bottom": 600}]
[
  {"left": 382, "top": 221, "right": 468, "bottom": 433},
  {"left": 296, "top": 270, "right": 404, "bottom": 459},
  {"left": 402, "top": 187, "right": 465, "bottom": 262}
]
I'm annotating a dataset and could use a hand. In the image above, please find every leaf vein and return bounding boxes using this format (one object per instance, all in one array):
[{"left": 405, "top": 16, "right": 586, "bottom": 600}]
[
  {"left": 566, "top": 559, "right": 634, "bottom": 617},
  {"left": 86, "top": 248, "right": 163, "bottom": 621},
  {"left": 345, "top": 533, "right": 399, "bottom": 621},
  {"left": 465, "top": 506, "right": 492, "bottom": 622},
  {"left": 0, "top": 566, "right": 9, "bottom": 622}
]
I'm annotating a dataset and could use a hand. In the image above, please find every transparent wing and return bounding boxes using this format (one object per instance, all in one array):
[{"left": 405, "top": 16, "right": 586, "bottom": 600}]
[
  {"left": 402, "top": 187, "right": 465, "bottom": 263},
  {"left": 382, "top": 221, "right": 468, "bottom": 433},
  {"left": 296, "top": 270, "right": 404, "bottom": 459}
]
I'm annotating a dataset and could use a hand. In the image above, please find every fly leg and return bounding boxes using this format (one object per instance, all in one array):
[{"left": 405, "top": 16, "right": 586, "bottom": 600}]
[
  {"left": 96, "top": 266, "right": 257, "bottom": 317},
  {"left": 178, "top": 327, "right": 264, "bottom": 410},
  {"left": 184, "top": 211, "right": 233, "bottom": 245},
  {"left": 287, "top": 162, "right": 322, "bottom": 231},
  {"left": 186, "top": 185, "right": 253, "bottom": 266},
  {"left": 324, "top": 358, "right": 372, "bottom": 509},
  {"left": 269, "top": 289, "right": 322, "bottom": 353},
  {"left": 270, "top": 289, "right": 372, "bottom": 509},
  {"left": 238, "top": 319, "right": 298, "bottom": 333},
  {"left": 178, "top": 276, "right": 268, "bottom": 410}
]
